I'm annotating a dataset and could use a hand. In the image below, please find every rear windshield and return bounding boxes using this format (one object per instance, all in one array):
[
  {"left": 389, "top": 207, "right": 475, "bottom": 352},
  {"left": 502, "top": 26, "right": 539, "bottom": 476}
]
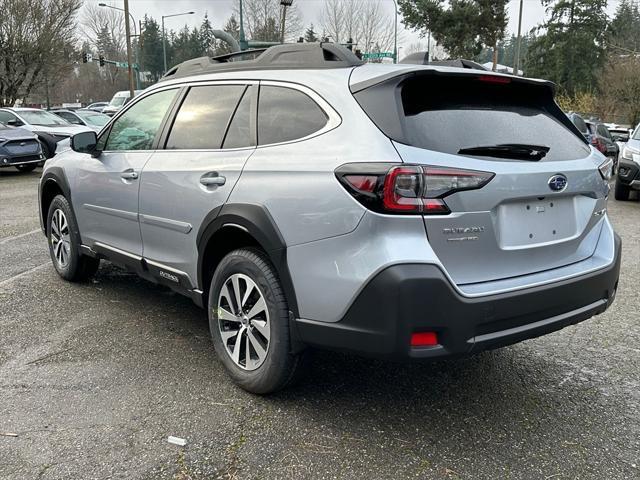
[{"left": 356, "top": 74, "right": 590, "bottom": 162}]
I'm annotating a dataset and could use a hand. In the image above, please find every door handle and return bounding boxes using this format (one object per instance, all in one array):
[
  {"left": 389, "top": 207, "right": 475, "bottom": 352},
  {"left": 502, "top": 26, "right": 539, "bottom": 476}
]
[
  {"left": 120, "top": 169, "right": 139, "bottom": 180},
  {"left": 200, "top": 173, "right": 226, "bottom": 187}
]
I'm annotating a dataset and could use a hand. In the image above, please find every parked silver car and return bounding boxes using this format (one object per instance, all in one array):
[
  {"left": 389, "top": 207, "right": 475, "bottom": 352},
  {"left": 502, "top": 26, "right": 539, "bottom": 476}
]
[
  {"left": 39, "top": 44, "right": 621, "bottom": 394},
  {"left": 51, "top": 109, "right": 110, "bottom": 132}
]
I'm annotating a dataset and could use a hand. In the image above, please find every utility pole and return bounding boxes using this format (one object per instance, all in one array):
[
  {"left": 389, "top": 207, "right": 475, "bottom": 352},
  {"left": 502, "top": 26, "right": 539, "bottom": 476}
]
[
  {"left": 123, "top": 0, "right": 135, "bottom": 98},
  {"left": 392, "top": 0, "right": 398, "bottom": 64},
  {"left": 280, "top": 0, "right": 293, "bottom": 44},
  {"left": 513, "top": 0, "right": 524, "bottom": 76},
  {"left": 239, "top": 0, "right": 248, "bottom": 50}
]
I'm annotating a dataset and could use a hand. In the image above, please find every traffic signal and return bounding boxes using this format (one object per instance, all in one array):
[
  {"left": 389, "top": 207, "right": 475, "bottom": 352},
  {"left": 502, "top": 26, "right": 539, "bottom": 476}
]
[
  {"left": 99, "top": 55, "right": 105, "bottom": 67},
  {"left": 82, "top": 52, "right": 88, "bottom": 63}
]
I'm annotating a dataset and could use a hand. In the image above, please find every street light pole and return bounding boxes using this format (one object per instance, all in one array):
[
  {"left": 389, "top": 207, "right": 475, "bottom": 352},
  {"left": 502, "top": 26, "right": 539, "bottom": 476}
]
[
  {"left": 239, "top": 0, "right": 247, "bottom": 50},
  {"left": 123, "top": 0, "right": 135, "bottom": 98},
  {"left": 162, "top": 11, "right": 195, "bottom": 74},
  {"left": 391, "top": 0, "right": 398, "bottom": 64},
  {"left": 280, "top": 0, "right": 293, "bottom": 44},
  {"left": 513, "top": 0, "right": 524, "bottom": 76}
]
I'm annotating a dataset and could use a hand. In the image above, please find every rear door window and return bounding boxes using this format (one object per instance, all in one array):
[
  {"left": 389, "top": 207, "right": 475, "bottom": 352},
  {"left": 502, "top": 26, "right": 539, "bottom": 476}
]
[
  {"left": 257, "top": 86, "right": 328, "bottom": 145},
  {"left": 166, "top": 84, "right": 246, "bottom": 150},
  {"left": 572, "top": 115, "right": 588, "bottom": 134}
]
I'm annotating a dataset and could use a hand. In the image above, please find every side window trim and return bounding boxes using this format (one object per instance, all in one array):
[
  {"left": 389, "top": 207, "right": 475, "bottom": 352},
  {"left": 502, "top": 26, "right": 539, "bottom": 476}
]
[
  {"left": 101, "top": 86, "right": 183, "bottom": 153},
  {"left": 220, "top": 85, "right": 258, "bottom": 149},
  {"left": 256, "top": 80, "right": 341, "bottom": 148}
]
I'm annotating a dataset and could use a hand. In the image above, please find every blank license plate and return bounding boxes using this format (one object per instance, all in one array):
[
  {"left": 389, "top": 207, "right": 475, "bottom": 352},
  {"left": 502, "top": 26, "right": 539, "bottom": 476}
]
[{"left": 498, "top": 197, "right": 577, "bottom": 248}]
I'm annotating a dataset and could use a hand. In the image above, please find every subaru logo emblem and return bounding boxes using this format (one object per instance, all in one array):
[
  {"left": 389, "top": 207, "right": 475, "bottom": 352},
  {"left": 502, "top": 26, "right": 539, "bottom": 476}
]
[{"left": 548, "top": 174, "right": 568, "bottom": 192}]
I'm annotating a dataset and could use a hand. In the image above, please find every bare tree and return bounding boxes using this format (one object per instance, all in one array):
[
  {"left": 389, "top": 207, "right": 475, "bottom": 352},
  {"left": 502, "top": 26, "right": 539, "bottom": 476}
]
[
  {"left": 81, "top": 2, "right": 126, "bottom": 54},
  {"left": 0, "top": 0, "right": 81, "bottom": 106},
  {"left": 320, "top": 0, "right": 396, "bottom": 52},
  {"left": 235, "top": 0, "right": 303, "bottom": 42},
  {"left": 80, "top": 2, "right": 127, "bottom": 85}
]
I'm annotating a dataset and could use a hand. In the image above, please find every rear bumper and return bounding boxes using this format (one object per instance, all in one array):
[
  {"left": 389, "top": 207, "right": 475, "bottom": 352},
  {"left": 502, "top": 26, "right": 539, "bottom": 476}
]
[
  {"left": 296, "top": 234, "right": 621, "bottom": 360},
  {"left": 617, "top": 159, "right": 640, "bottom": 187}
]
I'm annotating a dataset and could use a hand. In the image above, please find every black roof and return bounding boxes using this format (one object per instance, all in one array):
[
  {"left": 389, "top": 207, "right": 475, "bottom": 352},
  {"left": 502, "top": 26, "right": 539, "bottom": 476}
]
[{"left": 160, "top": 43, "right": 365, "bottom": 82}]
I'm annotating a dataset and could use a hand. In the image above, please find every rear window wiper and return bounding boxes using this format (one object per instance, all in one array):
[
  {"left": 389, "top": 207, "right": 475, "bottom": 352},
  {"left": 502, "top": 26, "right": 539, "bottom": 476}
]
[{"left": 458, "top": 143, "right": 550, "bottom": 161}]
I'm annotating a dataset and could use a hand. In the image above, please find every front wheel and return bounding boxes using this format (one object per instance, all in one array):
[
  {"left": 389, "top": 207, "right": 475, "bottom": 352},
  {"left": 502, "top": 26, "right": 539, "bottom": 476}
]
[
  {"left": 208, "top": 248, "right": 304, "bottom": 394},
  {"left": 46, "top": 195, "right": 100, "bottom": 281}
]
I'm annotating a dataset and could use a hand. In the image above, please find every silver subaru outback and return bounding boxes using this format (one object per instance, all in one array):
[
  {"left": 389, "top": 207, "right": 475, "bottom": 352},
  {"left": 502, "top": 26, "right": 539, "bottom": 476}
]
[{"left": 39, "top": 44, "right": 621, "bottom": 394}]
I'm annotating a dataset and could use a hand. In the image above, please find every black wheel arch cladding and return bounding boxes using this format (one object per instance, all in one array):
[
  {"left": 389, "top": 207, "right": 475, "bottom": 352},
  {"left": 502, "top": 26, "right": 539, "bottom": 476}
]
[{"left": 197, "top": 203, "right": 299, "bottom": 318}]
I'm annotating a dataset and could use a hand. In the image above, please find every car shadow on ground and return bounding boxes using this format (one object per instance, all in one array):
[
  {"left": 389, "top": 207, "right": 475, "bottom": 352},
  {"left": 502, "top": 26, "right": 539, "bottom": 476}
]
[{"left": 94, "top": 262, "right": 622, "bottom": 442}]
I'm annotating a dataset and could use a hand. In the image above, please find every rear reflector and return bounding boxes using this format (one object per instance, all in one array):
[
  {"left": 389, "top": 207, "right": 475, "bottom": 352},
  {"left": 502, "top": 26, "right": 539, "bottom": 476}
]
[
  {"left": 410, "top": 332, "right": 439, "bottom": 347},
  {"left": 344, "top": 174, "right": 378, "bottom": 193}
]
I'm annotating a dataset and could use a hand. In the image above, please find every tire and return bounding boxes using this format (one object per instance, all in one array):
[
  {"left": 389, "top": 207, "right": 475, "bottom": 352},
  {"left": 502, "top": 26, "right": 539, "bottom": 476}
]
[
  {"left": 15, "top": 163, "right": 37, "bottom": 172},
  {"left": 46, "top": 195, "right": 100, "bottom": 281},
  {"left": 614, "top": 178, "right": 630, "bottom": 201},
  {"left": 208, "top": 248, "right": 304, "bottom": 394}
]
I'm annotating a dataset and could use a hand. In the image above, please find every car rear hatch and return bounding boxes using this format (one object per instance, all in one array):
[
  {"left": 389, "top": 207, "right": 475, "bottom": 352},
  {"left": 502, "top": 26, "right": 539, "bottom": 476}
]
[{"left": 351, "top": 68, "right": 609, "bottom": 286}]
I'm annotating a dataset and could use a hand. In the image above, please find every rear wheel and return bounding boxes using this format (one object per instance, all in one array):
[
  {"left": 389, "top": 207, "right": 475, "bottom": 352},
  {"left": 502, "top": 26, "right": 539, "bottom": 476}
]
[
  {"left": 46, "top": 195, "right": 100, "bottom": 281},
  {"left": 614, "top": 178, "right": 630, "bottom": 201},
  {"left": 208, "top": 248, "right": 304, "bottom": 394},
  {"left": 15, "top": 163, "right": 37, "bottom": 173}
]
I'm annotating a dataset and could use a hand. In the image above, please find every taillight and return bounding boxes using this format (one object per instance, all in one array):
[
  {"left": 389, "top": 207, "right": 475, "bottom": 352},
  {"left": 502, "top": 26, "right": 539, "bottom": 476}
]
[
  {"left": 337, "top": 164, "right": 494, "bottom": 215},
  {"left": 591, "top": 137, "right": 606, "bottom": 153}
]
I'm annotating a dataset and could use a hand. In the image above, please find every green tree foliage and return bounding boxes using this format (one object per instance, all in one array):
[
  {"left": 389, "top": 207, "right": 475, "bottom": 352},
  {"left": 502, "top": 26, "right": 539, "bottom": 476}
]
[
  {"left": 526, "top": 0, "right": 608, "bottom": 96},
  {"left": 139, "top": 16, "right": 164, "bottom": 82},
  {"left": 607, "top": 0, "right": 640, "bottom": 54},
  {"left": 476, "top": 34, "right": 533, "bottom": 70},
  {"left": 200, "top": 13, "right": 218, "bottom": 56},
  {"left": 399, "top": 0, "right": 508, "bottom": 61},
  {"left": 305, "top": 24, "right": 319, "bottom": 42}
]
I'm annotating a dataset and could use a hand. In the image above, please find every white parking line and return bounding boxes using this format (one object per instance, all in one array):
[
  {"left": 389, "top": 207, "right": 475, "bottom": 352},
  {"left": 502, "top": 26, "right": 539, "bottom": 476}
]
[
  {"left": 0, "top": 229, "right": 41, "bottom": 245},
  {"left": 0, "top": 262, "right": 50, "bottom": 288}
]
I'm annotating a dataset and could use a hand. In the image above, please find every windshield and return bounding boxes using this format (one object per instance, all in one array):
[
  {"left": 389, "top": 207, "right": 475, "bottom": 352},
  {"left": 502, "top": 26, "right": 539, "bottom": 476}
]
[
  {"left": 76, "top": 111, "right": 109, "bottom": 127},
  {"left": 109, "top": 96, "right": 127, "bottom": 107},
  {"left": 20, "top": 110, "right": 69, "bottom": 126},
  {"left": 633, "top": 126, "right": 640, "bottom": 140}
]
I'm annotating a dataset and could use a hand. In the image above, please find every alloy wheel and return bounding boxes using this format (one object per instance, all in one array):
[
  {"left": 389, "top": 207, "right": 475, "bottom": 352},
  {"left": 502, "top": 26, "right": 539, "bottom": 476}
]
[
  {"left": 50, "top": 209, "right": 71, "bottom": 268},
  {"left": 217, "top": 273, "right": 271, "bottom": 371}
]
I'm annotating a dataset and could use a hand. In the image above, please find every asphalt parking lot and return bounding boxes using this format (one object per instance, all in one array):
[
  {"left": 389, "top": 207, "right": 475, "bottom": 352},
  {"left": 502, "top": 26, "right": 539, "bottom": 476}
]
[{"left": 1, "top": 168, "right": 639, "bottom": 480}]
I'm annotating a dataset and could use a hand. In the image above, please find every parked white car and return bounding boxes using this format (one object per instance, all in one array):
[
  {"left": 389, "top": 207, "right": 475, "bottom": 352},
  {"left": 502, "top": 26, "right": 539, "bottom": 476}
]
[{"left": 0, "top": 107, "right": 93, "bottom": 158}]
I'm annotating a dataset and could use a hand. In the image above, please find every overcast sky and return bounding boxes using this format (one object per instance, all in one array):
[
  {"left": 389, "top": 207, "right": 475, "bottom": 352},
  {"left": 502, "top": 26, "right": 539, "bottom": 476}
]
[{"left": 88, "top": 0, "right": 620, "bottom": 51}]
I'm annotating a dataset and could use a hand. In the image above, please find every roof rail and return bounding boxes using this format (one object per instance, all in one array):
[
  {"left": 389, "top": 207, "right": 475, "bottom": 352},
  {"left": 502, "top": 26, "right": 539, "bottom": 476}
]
[{"left": 160, "top": 42, "right": 364, "bottom": 82}]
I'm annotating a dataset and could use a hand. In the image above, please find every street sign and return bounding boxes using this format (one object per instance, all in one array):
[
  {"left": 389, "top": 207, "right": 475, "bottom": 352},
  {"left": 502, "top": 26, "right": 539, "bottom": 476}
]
[
  {"left": 363, "top": 52, "right": 394, "bottom": 60},
  {"left": 86, "top": 53, "right": 93, "bottom": 63},
  {"left": 114, "top": 61, "right": 139, "bottom": 70}
]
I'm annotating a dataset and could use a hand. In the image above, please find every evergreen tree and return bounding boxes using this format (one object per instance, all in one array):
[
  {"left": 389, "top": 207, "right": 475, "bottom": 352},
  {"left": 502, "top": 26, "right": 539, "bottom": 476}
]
[
  {"left": 200, "top": 13, "right": 217, "bottom": 56},
  {"left": 304, "top": 24, "right": 319, "bottom": 42},
  {"left": 139, "top": 16, "right": 164, "bottom": 82},
  {"left": 607, "top": 0, "right": 640, "bottom": 54},
  {"left": 399, "top": 0, "right": 508, "bottom": 60},
  {"left": 526, "top": 0, "right": 608, "bottom": 95}
]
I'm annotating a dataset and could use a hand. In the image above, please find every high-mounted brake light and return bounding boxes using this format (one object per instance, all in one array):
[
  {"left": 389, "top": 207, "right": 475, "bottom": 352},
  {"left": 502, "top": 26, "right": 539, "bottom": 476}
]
[
  {"left": 477, "top": 75, "right": 511, "bottom": 85},
  {"left": 336, "top": 164, "right": 495, "bottom": 215}
]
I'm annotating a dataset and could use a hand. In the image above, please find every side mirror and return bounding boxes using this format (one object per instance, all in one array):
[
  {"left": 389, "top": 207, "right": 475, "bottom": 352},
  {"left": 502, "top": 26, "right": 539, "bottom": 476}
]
[
  {"left": 7, "top": 119, "right": 22, "bottom": 127},
  {"left": 71, "top": 131, "right": 98, "bottom": 154}
]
